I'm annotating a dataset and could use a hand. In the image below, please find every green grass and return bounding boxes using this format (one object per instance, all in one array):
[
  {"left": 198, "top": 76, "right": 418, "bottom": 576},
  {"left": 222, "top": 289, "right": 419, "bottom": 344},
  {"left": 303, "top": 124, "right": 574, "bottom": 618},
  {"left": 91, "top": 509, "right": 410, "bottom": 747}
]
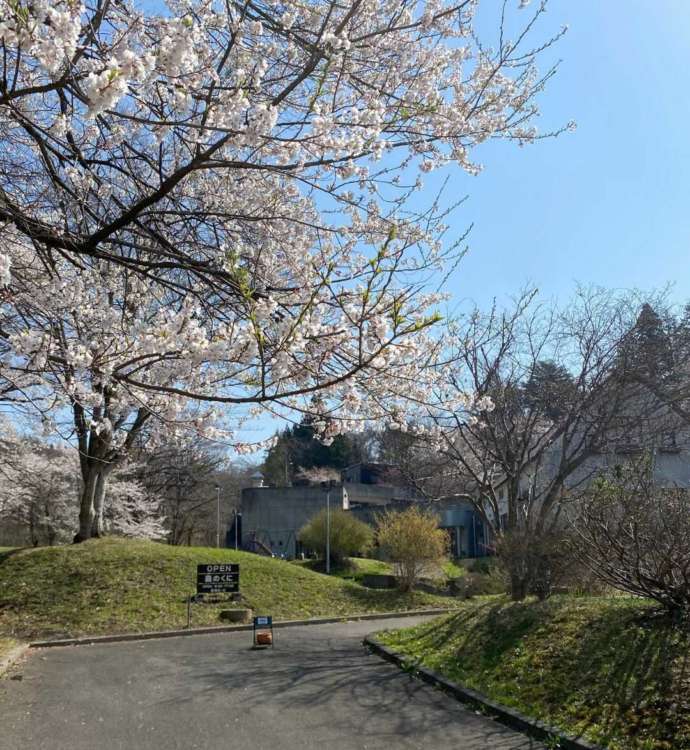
[
  {"left": 442, "top": 560, "right": 467, "bottom": 578},
  {"left": 0, "top": 637, "right": 20, "bottom": 665},
  {"left": 0, "top": 538, "right": 453, "bottom": 641},
  {"left": 293, "top": 556, "right": 467, "bottom": 583},
  {"left": 376, "top": 596, "right": 690, "bottom": 750},
  {"left": 292, "top": 556, "right": 394, "bottom": 581}
]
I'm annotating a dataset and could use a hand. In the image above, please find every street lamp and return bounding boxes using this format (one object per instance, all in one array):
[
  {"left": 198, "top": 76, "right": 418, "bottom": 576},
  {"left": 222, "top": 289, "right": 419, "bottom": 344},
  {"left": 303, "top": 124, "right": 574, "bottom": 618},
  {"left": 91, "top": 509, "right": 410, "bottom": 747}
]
[
  {"left": 233, "top": 509, "right": 241, "bottom": 551},
  {"left": 321, "top": 480, "right": 337, "bottom": 574},
  {"left": 215, "top": 485, "right": 221, "bottom": 548}
]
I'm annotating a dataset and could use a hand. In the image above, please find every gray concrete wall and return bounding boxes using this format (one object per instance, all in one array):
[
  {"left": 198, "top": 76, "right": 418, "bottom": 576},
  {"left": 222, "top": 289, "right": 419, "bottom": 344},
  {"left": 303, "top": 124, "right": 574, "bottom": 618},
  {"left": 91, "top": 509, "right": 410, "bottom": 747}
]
[
  {"left": 241, "top": 485, "right": 347, "bottom": 558},
  {"left": 345, "top": 483, "right": 420, "bottom": 505},
  {"left": 240, "top": 484, "right": 491, "bottom": 559}
]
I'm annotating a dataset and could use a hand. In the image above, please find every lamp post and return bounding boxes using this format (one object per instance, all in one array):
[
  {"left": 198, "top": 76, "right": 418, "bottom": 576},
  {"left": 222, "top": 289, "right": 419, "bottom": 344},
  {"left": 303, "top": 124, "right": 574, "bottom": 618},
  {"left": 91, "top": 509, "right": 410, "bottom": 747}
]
[
  {"left": 215, "top": 485, "right": 221, "bottom": 548},
  {"left": 321, "top": 479, "right": 337, "bottom": 574},
  {"left": 234, "top": 509, "right": 241, "bottom": 551},
  {"left": 326, "top": 487, "right": 331, "bottom": 574}
]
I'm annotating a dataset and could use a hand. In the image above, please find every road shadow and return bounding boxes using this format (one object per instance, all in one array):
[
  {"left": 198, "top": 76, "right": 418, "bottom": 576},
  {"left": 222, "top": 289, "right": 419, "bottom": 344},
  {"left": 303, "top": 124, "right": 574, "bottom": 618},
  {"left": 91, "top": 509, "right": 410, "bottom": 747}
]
[{"left": 155, "top": 626, "right": 544, "bottom": 749}]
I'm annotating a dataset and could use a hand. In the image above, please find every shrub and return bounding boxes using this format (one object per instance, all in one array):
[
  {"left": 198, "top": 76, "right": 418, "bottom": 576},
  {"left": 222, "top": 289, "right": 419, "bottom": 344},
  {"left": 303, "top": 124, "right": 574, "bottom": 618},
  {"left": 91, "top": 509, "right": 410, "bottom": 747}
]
[
  {"left": 494, "top": 526, "right": 585, "bottom": 601},
  {"left": 571, "top": 464, "right": 690, "bottom": 619},
  {"left": 449, "top": 571, "right": 505, "bottom": 599},
  {"left": 298, "top": 509, "right": 373, "bottom": 567},
  {"left": 376, "top": 507, "right": 449, "bottom": 592},
  {"left": 467, "top": 557, "right": 496, "bottom": 576}
]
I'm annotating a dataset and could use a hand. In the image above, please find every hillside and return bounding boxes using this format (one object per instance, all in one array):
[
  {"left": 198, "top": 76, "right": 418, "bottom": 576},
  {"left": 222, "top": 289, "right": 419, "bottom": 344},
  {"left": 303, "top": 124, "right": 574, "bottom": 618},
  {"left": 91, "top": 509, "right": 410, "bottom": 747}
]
[
  {"left": 376, "top": 596, "right": 690, "bottom": 750},
  {"left": 0, "top": 538, "right": 451, "bottom": 641},
  {"left": 292, "top": 556, "right": 468, "bottom": 582}
]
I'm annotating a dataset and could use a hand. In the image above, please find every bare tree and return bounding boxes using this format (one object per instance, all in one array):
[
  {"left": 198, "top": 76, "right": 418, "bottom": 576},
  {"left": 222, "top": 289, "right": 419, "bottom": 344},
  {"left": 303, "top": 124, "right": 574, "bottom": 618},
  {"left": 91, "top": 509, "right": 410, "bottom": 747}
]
[
  {"left": 417, "top": 288, "right": 654, "bottom": 599},
  {"left": 571, "top": 458, "right": 690, "bottom": 619},
  {"left": 130, "top": 438, "right": 251, "bottom": 546}
]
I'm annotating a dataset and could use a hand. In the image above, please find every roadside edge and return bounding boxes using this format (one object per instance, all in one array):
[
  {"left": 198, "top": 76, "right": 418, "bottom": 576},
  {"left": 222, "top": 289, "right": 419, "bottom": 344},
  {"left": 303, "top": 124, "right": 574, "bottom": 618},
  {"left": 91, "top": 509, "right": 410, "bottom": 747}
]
[
  {"left": 364, "top": 635, "right": 605, "bottom": 750},
  {"left": 28, "top": 608, "right": 451, "bottom": 649},
  {"left": 0, "top": 643, "right": 28, "bottom": 677}
]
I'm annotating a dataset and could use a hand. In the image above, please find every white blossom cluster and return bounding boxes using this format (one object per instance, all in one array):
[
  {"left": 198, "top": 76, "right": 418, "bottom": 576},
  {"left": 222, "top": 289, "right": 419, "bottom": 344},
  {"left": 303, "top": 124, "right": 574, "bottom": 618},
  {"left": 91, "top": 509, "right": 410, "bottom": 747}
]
[
  {"left": 1, "top": 219, "right": 464, "bottom": 456},
  {"left": 0, "top": 420, "right": 167, "bottom": 541},
  {"left": 0, "top": 250, "right": 10, "bottom": 286},
  {"left": 0, "top": 0, "right": 83, "bottom": 74},
  {"left": 0, "top": 1, "right": 563, "bottom": 530}
]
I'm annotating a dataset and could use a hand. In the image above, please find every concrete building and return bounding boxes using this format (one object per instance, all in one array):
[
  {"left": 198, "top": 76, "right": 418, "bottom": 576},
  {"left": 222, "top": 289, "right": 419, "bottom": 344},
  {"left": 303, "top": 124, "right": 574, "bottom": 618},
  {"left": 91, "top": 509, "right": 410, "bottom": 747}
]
[
  {"left": 237, "top": 463, "right": 490, "bottom": 559},
  {"left": 435, "top": 498, "right": 492, "bottom": 558}
]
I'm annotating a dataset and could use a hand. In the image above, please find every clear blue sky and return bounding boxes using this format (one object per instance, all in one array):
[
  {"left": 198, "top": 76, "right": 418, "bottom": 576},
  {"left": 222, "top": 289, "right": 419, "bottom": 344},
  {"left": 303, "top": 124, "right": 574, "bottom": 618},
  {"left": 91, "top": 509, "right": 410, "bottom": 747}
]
[{"left": 439, "top": 0, "right": 690, "bottom": 310}]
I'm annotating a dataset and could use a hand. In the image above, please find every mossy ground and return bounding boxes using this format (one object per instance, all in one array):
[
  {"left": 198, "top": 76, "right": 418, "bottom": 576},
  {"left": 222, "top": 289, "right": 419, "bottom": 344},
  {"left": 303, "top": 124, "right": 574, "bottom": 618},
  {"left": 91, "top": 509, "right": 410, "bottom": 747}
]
[
  {"left": 0, "top": 538, "right": 452, "bottom": 641},
  {"left": 377, "top": 596, "right": 690, "bottom": 750}
]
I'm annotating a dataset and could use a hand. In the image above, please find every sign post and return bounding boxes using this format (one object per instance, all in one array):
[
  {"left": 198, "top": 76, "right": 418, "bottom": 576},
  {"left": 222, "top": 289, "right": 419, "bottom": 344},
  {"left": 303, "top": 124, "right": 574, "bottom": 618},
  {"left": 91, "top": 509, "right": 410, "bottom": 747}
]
[{"left": 187, "top": 563, "right": 240, "bottom": 628}]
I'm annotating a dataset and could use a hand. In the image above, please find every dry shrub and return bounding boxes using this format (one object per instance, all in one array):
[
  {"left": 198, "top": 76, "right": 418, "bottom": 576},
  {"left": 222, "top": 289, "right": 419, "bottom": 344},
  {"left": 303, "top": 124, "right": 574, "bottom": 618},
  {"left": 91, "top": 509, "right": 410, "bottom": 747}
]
[
  {"left": 376, "top": 507, "right": 449, "bottom": 592},
  {"left": 572, "top": 464, "right": 690, "bottom": 619}
]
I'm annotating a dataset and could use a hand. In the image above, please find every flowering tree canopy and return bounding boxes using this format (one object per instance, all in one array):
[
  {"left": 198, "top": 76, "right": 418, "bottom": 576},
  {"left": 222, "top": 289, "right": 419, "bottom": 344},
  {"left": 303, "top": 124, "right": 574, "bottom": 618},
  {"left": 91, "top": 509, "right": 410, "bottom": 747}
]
[
  {"left": 0, "top": 419, "right": 166, "bottom": 543},
  {"left": 0, "top": 0, "right": 565, "bottom": 539}
]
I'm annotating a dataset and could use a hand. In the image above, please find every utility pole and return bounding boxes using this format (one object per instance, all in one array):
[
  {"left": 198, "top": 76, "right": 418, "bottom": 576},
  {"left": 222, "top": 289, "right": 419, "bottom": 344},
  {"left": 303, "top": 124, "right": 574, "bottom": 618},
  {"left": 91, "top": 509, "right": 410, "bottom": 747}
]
[{"left": 215, "top": 485, "right": 221, "bottom": 548}]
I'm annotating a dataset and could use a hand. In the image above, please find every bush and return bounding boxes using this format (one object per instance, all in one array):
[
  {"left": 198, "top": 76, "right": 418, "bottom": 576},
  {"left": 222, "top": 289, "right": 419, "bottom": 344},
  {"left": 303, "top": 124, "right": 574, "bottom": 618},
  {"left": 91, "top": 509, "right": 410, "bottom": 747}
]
[
  {"left": 572, "top": 464, "right": 690, "bottom": 619},
  {"left": 467, "top": 557, "right": 496, "bottom": 576},
  {"left": 298, "top": 509, "right": 373, "bottom": 567},
  {"left": 494, "top": 526, "right": 584, "bottom": 601},
  {"left": 376, "top": 507, "right": 449, "bottom": 592},
  {"left": 449, "top": 571, "right": 505, "bottom": 599}
]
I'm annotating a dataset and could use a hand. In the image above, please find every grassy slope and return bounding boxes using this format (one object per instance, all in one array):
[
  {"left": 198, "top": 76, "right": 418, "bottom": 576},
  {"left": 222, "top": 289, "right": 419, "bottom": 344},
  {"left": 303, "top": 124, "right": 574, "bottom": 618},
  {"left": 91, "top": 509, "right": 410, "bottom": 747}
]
[
  {"left": 0, "top": 538, "right": 452, "bottom": 640},
  {"left": 377, "top": 597, "right": 690, "bottom": 750},
  {"left": 0, "top": 637, "right": 19, "bottom": 665},
  {"left": 293, "top": 556, "right": 466, "bottom": 582}
]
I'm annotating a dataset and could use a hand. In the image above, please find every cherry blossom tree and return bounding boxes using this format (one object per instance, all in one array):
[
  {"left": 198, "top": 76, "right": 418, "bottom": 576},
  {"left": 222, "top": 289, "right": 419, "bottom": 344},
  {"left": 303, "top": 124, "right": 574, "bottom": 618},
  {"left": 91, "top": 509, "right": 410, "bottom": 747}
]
[
  {"left": 0, "top": 0, "right": 568, "bottom": 540},
  {"left": 0, "top": 418, "right": 167, "bottom": 542},
  {"left": 0, "top": 421, "right": 77, "bottom": 545}
]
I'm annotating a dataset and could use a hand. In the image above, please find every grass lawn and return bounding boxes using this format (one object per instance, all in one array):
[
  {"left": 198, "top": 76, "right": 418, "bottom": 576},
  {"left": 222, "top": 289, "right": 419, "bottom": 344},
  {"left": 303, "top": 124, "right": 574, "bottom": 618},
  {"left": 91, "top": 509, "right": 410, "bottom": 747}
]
[
  {"left": 376, "top": 596, "right": 690, "bottom": 750},
  {"left": 0, "top": 538, "right": 454, "bottom": 641},
  {"left": 293, "top": 556, "right": 467, "bottom": 583},
  {"left": 0, "top": 637, "right": 21, "bottom": 666}
]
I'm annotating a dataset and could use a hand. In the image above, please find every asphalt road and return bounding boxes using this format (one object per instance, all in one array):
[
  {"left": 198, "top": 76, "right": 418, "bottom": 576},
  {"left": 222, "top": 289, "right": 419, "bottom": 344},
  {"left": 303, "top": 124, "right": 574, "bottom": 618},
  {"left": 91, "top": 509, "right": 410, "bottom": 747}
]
[{"left": 1, "top": 616, "right": 544, "bottom": 750}]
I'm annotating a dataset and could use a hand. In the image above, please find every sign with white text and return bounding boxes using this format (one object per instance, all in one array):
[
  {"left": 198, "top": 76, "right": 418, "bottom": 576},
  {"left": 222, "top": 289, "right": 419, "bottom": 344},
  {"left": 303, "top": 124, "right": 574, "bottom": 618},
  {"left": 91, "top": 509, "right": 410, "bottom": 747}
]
[{"left": 196, "top": 563, "right": 239, "bottom": 594}]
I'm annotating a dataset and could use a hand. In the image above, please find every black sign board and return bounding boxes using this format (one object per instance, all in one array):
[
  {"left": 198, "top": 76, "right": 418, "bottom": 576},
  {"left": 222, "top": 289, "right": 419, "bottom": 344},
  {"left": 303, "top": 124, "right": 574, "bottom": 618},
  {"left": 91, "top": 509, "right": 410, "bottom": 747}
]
[
  {"left": 254, "top": 615, "right": 272, "bottom": 627},
  {"left": 196, "top": 563, "right": 239, "bottom": 594}
]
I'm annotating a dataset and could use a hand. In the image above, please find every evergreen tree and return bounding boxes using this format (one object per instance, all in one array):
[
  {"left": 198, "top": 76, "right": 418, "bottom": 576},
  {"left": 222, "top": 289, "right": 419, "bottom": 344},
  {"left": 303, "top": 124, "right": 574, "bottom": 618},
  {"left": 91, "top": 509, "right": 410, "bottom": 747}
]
[
  {"left": 261, "top": 420, "right": 365, "bottom": 487},
  {"left": 619, "top": 304, "right": 674, "bottom": 381},
  {"left": 523, "top": 360, "right": 578, "bottom": 421}
]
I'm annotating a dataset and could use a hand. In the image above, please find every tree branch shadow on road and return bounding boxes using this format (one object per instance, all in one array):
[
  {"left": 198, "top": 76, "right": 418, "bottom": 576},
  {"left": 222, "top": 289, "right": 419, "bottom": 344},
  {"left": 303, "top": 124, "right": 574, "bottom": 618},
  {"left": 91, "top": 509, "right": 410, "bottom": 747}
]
[{"left": 152, "top": 627, "right": 544, "bottom": 750}]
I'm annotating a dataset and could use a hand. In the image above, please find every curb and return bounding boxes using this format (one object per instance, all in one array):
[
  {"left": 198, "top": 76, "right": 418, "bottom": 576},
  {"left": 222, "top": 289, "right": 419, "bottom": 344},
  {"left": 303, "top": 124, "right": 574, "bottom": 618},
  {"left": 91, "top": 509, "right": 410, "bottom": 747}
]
[
  {"left": 0, "top": 643, "right": 29, "bottom": 677},
  {"left": 364, "top": 636, "right": 604, "bottom": 750},
  {"left": 29, "top": 608, "right": 451, "bottom": 649}
]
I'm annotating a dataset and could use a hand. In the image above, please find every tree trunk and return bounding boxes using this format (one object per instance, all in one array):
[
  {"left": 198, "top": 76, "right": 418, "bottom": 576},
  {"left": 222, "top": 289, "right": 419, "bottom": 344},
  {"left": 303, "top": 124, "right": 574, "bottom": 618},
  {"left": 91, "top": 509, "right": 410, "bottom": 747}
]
[
  {"left": 28, "top": 502, "right": 38, "bottom": 547},
  {"left": 91, "top": 471, "right": 108, "bottom": 538},
  {"left": 74, "top": 468, "right": 99, "bottom": 542},
  {"left": 509, "top": 572, "right": 528, "bottom": 601}
]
